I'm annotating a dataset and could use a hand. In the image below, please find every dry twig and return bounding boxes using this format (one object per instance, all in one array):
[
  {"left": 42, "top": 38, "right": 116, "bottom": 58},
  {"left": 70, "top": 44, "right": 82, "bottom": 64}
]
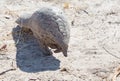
[
  {"left": 0, "top": 68, "right": 16, "bottom": 75},
  {"left": 106, "top": 65, "right": 120, "bottom": 81},
  {"left": 102, "top": 46, "right": 120, "bottom": 60}
]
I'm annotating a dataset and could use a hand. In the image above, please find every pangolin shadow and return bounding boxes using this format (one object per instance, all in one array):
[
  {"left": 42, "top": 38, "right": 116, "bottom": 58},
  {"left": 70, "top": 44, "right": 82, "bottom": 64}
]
[{"left": 12, "top": 26, "right": 60, "bottom": 73}]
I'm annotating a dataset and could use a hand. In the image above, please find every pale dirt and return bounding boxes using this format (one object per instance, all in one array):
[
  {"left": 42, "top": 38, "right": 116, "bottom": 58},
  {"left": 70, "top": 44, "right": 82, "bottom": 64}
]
[{"left": 0, "top": 0, "right": 120, "bottom": 81}]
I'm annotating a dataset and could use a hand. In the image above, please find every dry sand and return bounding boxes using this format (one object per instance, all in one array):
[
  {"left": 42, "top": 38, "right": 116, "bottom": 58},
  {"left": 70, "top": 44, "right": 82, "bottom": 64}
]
[{"left": 0, "top": 0, "right": 120, "bottom": 81}]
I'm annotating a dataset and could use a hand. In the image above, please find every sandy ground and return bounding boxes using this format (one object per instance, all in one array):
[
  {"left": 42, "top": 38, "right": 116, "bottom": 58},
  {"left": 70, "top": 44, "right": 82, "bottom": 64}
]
[{"left": 0, "top": 0, "right": 120, "bottom": 81}]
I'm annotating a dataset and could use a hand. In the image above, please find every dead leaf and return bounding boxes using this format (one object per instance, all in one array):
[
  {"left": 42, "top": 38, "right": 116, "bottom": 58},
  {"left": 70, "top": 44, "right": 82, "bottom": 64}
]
[
  {"left": 63, "top": 2, "right": 69, "bottom": 9},
  {"left": 0, "top": 44, "right": 7, "bottom": 51}
]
